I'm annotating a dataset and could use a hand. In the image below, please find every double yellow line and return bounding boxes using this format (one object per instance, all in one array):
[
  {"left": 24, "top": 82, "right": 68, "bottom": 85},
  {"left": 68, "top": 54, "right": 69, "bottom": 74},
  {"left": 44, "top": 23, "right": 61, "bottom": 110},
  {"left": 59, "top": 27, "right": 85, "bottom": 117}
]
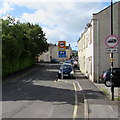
[
  {"left": 73, "top": 82, "right": 89, "bottom": 120},
  {"left": 53, "top": 79, "right": 88, "bottom": 119},
  {"left": 73, "top": 83, "right": 78, "bottom": 120}
]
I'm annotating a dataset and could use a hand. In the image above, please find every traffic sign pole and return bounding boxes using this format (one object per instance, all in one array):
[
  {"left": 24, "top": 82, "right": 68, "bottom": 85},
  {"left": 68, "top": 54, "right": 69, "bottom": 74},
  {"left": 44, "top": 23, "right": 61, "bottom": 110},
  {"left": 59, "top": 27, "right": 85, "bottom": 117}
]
[
  {"left": 61, "top": 64, "right": 63, "bottom": 79},
  {"left": 110, "top": 0, "right": 114, "bottom": 101},
  {"left": 58, "top": 41, "right": 66, "bottom": 80}
]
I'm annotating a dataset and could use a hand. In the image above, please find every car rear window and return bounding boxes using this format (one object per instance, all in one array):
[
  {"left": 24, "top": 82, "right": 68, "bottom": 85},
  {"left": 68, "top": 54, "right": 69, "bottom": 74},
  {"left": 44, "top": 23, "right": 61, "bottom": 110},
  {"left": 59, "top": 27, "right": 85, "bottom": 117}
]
[
  {"left": 63, "top": 65, "right": 72, "bottom": 70},
  {"left": 113, "top": 68, "right": 120, "bottom": 75}
]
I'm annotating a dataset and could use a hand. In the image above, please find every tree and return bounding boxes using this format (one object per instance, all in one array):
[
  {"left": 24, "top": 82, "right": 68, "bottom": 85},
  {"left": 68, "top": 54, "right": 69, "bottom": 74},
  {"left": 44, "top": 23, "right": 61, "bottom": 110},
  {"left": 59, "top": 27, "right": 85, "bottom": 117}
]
[{"left": 2, "top": 16, "right": 48, "bottom": 76}]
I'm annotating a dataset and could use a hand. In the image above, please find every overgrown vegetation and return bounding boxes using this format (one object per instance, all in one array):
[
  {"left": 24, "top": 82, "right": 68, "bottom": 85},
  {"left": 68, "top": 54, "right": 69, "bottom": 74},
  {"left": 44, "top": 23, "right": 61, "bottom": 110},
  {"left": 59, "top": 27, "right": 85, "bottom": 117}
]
[
  {"left": 2, "top": 16, "right": 48, "bottom": 77},
  {"left": 100, "top": 88, "right": 109, "bottom": 96},
  {"left": 114, "top": 96, "right": 120, "bottom": 101}
]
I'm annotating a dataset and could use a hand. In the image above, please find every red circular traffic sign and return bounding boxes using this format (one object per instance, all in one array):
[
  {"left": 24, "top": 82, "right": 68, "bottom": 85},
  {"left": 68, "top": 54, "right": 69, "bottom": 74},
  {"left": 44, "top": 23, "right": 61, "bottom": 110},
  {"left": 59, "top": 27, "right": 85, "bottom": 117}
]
[
  {"left": 58, "top": 41, "right": 66, "bottom": 48},
  {"left": 105, "top": 35, "right": 119, "bottom": 48},
  {"left": 60, "top": 42, "right": 65, "bottom": 48}
]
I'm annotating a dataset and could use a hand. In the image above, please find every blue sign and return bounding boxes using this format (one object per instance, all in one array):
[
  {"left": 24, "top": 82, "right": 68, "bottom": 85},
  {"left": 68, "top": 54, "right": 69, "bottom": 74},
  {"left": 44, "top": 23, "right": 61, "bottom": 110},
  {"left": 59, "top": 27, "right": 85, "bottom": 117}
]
[{"left": 58, "top": 51, "right": 66, "bottom": 58}]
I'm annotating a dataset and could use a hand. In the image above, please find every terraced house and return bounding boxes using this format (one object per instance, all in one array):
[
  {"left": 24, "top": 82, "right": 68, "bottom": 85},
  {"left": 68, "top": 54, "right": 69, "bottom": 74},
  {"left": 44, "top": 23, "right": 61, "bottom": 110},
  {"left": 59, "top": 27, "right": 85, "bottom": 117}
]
[{"left": 78, "top": 1, "right": 120, "bottom": 82}]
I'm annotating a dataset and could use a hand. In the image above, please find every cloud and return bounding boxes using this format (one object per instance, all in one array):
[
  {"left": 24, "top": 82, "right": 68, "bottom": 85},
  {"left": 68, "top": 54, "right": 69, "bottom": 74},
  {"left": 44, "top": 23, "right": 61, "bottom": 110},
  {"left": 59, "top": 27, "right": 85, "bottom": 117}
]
[
  {"left": 19, "top": 2, "right": 104, "bottom": 46},
  {"left": 0, "top": 1, "right": 14, "bottom": 15},
  {"left": 1, "top": 0, "right": 109, "bottom": 50}
]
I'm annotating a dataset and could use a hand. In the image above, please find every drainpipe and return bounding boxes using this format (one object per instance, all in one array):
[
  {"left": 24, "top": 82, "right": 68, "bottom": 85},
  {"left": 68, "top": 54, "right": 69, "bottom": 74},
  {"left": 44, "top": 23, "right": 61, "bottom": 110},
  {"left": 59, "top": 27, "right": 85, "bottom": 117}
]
[{"left": 96, "top": 18, "right": 100, "bottom": 83}]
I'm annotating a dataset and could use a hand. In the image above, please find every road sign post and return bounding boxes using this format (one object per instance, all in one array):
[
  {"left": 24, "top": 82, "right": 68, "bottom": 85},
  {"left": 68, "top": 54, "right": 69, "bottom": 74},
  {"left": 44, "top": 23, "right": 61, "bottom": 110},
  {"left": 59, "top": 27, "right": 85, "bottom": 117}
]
[
  {"left": 61, "top": 64, "right": 63, "bottom": 80},
  {"left": 105, "top": 34, "right": 119, "bottom": 100},
  {"left": 105, "top": 0, "right": 119, "bottom": 100},
  {"left": 110, "top": 0, "right": 114, "bottom": 100},
  {"left": 58, "top": 41, "right": 66, "bottom": 79}
]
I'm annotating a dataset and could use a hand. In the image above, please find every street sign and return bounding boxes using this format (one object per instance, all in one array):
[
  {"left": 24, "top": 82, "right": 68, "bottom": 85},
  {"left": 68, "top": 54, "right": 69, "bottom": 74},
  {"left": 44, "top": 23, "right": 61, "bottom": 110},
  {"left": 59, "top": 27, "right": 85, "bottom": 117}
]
[
  {"left": 58, "top": 41, "right": 66, "bottom": 51},
  {"left": 106, "top": 48, "right": 118, "bottom": 53},
  {"left": 105, "top": 35, "right": 119, "bottom": 48},
  {"left": 58, "top": 51, "right": 66, "bottom": 58}
]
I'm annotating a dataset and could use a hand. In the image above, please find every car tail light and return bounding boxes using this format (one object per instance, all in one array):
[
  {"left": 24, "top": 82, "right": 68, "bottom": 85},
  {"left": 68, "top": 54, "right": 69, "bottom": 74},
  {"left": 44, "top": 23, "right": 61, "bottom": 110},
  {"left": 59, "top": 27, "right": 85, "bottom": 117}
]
[{"left": 102, "top": 73, "right": 106, "bottom": 78}]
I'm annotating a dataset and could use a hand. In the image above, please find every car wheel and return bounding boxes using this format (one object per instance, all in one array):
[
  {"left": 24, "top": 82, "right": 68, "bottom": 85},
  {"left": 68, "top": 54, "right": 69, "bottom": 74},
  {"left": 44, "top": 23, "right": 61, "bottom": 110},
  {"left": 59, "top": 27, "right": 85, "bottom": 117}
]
[{"left": 105, "top": 80, "right": 112, "bottom": 87}]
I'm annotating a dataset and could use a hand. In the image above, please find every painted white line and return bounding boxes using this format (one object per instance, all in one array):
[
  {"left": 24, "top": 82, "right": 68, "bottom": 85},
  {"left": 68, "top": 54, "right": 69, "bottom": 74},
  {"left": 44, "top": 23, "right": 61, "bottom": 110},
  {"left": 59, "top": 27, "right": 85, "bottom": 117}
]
[
  {"left": 73, "top": 83, "right": 78, "bottom": 120},
  {"left": 55, "top": 79, "right": 68, "bottom": 83},
  {"left": 17, "top": 88, "right": 22, "bottom": 91}
]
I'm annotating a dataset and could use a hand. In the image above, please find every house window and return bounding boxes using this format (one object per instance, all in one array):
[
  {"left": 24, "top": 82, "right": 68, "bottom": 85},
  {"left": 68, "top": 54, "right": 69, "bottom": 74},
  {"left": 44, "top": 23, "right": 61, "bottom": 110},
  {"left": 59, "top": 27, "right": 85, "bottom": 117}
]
[
  {"left": 90, "top": 56, "right": 92, "bottom": 75},
  {"left": 90, "top": 26, "right": 92, "bottom": 44},
  {"left": 86, "top": 33, "right": 89, "bottom": 47}
]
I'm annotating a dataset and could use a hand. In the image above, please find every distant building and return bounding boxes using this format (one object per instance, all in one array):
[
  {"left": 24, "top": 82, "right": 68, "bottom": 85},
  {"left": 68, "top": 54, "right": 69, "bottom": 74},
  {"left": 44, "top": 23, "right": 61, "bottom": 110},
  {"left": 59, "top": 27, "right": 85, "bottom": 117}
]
[
  {"left": 65, "top": 45, "right": 72, "bottom": 60},
  {"left": 78, "top": 2, "right": 120, "bottom": 82},
  {"left": 38, "top": 43, "right": 72, "bottom": 62},
  {"left": 38, "top": 51, "right": 50, "bottom": 62}
]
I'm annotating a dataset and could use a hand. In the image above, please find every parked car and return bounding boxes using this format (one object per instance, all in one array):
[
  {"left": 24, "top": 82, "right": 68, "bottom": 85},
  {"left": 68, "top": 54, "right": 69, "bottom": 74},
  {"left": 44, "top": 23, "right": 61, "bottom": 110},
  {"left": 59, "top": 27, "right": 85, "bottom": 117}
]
[
  {"left": 70, "top": 59, "right": 74, "bottom": 65},
  {"left": 101, "top": 68, "right": 120, "bottom": 87},
  {"left": 58, "top": 64, "right": 74, "bottom": 79},
  {"left": 63, "top": 61, "right": 72, "bottom": 66},
  {"left": 64, "top": 61, "right": 71, "bottom": 64},
  {"left": 73, "top": 60, "right": 79, "bottom": 69},
  {"left": 51, "top": 59, "right": 59, "bottom": 63}
]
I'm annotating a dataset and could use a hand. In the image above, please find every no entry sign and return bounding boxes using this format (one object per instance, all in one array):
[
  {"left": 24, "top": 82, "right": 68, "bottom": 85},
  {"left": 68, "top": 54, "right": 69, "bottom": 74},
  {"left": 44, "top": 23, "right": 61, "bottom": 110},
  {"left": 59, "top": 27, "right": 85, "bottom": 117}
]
[{"left": 105, "top": 35, "right": 119, "bottom": 48}]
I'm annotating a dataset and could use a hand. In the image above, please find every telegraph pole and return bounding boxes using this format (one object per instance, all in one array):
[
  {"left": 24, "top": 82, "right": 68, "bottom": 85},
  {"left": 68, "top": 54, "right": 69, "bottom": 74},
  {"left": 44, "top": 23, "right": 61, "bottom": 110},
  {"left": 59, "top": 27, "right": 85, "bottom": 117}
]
[{"left": 110, "top": 0, "right": 114, "bottom": 100}]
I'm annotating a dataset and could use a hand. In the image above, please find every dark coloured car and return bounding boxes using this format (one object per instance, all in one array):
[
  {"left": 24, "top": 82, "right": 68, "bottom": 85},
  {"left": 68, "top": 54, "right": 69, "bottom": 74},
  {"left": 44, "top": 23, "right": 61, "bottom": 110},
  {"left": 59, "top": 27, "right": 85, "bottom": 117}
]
[
  {"left": 58, "top": 64, "right": 74, "bottom": 79},
  {"left": 70, "top": 59, "right": 74, "bottom": 65},
  {"left": 51, "top": 59, "right": 59, "bottom": 63},
  {"left": 64, "top": 61, "right": 71, "bottom": 64},
  {"left": 101, "top": 68, "right": 120, "bottom": 87}
]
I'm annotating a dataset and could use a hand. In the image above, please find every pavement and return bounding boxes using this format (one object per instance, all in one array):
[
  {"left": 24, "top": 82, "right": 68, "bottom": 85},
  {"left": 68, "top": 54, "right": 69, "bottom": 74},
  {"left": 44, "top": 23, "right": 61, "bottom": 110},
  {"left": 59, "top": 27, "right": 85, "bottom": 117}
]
[{"left": 76, "top": 70, "right": 120, "bottom": 119}]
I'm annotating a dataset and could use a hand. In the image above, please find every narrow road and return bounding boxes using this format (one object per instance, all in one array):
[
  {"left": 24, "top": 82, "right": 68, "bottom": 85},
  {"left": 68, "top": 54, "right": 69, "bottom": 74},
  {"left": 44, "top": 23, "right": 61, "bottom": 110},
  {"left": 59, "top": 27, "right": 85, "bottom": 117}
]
[{"left": 2, "top": 63, "right": 84, "bottom": 119}]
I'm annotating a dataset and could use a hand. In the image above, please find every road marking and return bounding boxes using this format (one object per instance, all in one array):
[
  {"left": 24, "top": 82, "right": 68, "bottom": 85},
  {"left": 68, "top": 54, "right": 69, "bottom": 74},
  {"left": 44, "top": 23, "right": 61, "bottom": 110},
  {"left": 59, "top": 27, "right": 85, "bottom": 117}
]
[
  {"left": 53, "top": 79, "right": 83, "bottom": 119},
  {"left": 73, "top": 83, "right": 78, "bottom": 120},
  {"left": 77, "top": 82, "right": 89, "bottom": 119},
  {"left": 2, "top": 68, "right": 37, "bottom": 85},
  {"left": 54, "top": 79, "right": 68, "bottom": 83},
  {"left": 17, "top": 88, "right": 22, "bottom": 91}
]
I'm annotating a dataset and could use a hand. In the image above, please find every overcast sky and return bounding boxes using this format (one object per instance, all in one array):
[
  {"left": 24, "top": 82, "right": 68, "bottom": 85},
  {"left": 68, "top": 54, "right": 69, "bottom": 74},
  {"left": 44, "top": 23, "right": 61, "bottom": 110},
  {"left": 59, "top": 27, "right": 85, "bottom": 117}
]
[{"left": 0, "top": 0, "right": 118, "bottom": 50}]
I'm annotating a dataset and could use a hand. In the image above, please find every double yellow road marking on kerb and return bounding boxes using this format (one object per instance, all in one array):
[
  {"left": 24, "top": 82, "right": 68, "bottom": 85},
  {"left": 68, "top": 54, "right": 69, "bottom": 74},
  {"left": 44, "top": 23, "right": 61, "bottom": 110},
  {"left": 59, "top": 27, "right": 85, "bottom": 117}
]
[
  {"left": 73, "top": 82, "right": 83, "bottom": 120},
  {"left": 73, "top": 83, "right": 78, "bottom": 120},
  {"left": 54, "top": 79, "right": 83, "bottom": 120}
]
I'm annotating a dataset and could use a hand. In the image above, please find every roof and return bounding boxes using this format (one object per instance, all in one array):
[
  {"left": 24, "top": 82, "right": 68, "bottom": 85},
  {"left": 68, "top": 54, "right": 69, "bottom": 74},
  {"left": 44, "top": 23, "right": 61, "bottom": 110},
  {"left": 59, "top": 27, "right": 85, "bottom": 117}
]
[
  {"left": 78, "top": 1, "right": 120, "bottom": 43},
  {"left": 93, "top": 1, "right": 120, "bottom": 15}
]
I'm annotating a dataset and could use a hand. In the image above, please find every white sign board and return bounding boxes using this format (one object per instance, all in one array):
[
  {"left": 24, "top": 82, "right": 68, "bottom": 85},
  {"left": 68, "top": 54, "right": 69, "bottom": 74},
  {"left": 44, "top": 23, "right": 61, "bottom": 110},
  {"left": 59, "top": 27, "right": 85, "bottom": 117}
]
[
  {"left": 106, "top": 48, "right": 118, "bottom": 53},
  {"left": 105, "top": 35, "right": 119, "bottom": 48}
]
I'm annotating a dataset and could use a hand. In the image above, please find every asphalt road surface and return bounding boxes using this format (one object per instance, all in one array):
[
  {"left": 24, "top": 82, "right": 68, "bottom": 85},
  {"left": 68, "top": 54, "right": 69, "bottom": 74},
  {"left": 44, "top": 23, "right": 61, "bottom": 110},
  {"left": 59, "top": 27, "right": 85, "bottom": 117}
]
[{"left": 2, "top": 63, "right": 84, "bottom": 119}]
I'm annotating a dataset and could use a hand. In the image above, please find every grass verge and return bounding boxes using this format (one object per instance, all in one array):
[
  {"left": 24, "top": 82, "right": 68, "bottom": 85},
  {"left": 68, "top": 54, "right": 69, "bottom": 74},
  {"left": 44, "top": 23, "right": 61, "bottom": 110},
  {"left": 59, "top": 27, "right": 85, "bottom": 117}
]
[
  {"left": 114, "top": 96, "right": 120, "bottom": 101},
  {"left": 100, "top": 88, "right": 109, "bottom": 96}
]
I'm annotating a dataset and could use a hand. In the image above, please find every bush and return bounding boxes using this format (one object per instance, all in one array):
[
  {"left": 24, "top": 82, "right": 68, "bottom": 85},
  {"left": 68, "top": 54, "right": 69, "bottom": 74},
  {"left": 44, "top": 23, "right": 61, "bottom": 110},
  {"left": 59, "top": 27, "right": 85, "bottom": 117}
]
[{"left": 2, "top": 16, "right": 48, "bottom": 77}]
